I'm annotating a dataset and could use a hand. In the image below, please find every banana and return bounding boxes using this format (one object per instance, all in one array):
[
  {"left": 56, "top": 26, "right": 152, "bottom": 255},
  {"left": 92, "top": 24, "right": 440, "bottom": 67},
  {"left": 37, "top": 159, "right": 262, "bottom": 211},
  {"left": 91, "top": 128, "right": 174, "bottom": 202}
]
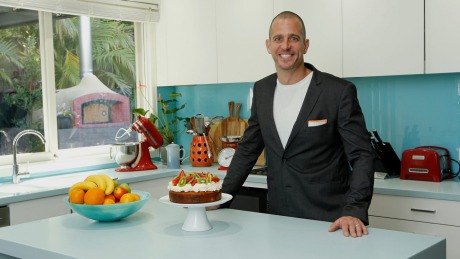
[
  {"left": 84, "top": 174, "right": 107, "bottom": 193},
  {"left": 99, "top": 174, "right": 115, "bottom": 195},
  {"left": 68, "top": 181, "right": 97, "bottom": 195}
]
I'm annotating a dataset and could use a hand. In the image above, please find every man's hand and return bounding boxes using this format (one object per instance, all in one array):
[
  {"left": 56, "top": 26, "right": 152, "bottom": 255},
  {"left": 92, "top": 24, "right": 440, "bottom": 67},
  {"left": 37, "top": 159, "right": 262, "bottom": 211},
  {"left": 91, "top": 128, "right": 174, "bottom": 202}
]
[
  {"left": 328, "top": 216, "right": 368, "bottom": 237},
  {"left": 206, "top": 205, "right": 220, "bottom": 211}
]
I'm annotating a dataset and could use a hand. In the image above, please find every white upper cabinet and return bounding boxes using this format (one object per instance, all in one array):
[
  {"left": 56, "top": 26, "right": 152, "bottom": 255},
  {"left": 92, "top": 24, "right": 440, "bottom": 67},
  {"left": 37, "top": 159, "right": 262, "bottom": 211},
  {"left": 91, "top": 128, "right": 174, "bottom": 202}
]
[
  {"left": 342, "top": 0, "right": 424, "bottom": 77},
  {"left": 216, "top": 0, "right": 275, "bottom": 83},
  {"left": 274, "top": 0, "right": 343, "bottom": 77},
  {"left": 156, "top": 0, "right": 217, "bottom": 86},
  {"left": 425, "top": 0, "right": 460, "bottom": 74},
  {"left": 155, "top": 0, "right": 454, "bottom": 86}
]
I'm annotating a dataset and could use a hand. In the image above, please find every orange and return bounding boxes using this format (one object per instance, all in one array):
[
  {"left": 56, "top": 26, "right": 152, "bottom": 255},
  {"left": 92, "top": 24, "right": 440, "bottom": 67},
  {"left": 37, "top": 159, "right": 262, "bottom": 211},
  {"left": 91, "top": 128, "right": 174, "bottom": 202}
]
[
  {"left": 119, "top": 193, "right": 137, "bottom": 203},
  {"left": 131, "top": 193, "right": 141, "bottom": 201},
  {"left": 84, "top": 188, "right": 105, "bottom": 205},
  {"left": 69, "top": 188, "right": 85, "bottom": 204},
  {"left": 105, "top": 194, "right": 116, "bottom": 202},
  {"left": 103, "top": 198, "right": 115, "bottom": 205}
]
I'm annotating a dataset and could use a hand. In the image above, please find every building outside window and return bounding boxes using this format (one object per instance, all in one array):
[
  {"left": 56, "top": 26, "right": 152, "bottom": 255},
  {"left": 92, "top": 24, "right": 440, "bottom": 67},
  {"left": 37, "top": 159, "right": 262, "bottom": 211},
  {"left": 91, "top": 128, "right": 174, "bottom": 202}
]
[{"left": 0, "top": 2, "right": 159, "bottom": 177}]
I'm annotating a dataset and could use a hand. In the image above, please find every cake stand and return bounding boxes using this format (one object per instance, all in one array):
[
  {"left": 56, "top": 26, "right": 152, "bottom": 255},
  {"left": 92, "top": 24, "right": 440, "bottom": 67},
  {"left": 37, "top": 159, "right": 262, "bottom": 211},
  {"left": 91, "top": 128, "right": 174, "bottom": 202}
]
[{"left": 159, "top": 193, "right": 233, "bottom": 232}]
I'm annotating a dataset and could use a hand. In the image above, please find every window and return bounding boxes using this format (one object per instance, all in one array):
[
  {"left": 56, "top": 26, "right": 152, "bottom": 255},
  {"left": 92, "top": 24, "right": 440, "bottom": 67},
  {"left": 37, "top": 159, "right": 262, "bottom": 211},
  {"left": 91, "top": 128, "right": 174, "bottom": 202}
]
[
  {"left": 53, "top": 15, "right": 137, "bottom": 149},
  {"left": 0, "top": 8, "right": 44, "bottom": 156},
  {"left": 0, "top": 4, "right": 158, "bottom": 178}
]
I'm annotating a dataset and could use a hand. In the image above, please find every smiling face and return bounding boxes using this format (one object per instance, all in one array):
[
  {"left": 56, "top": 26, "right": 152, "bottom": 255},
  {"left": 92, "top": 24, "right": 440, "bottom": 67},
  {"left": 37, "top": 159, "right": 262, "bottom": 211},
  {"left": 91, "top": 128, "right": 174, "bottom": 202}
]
[{"left": 266, "top": 15, "right": 309, "bottom": 73}]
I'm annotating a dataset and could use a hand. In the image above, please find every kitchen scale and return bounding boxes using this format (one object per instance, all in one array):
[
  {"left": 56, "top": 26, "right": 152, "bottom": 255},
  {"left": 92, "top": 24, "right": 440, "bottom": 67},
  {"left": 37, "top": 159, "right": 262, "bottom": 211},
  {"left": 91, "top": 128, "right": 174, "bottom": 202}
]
[
  {"left": 217, "top": 136, "right": 241, "bottom": 170},
  {"left": 217, "top": 147, "right": 235, "bottom": 170},
  {"left": 159, "top": 193, "right": 233, "bottom": 231}
]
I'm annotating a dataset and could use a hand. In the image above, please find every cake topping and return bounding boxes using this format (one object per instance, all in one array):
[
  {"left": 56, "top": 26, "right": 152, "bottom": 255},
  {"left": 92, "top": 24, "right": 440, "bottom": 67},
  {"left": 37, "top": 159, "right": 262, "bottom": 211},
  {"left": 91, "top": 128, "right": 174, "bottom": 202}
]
[
  {"left": 168, "top": 170, "right": 222, "bottom": 192},
  {"left": 171, "top": 171, "right": 220, "bottom": 187}
]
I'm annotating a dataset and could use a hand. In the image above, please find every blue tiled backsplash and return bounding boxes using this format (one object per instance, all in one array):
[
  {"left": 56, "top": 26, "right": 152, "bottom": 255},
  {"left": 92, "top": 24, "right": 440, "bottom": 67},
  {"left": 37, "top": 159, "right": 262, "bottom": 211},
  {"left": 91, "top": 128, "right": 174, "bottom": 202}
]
[{"left": 158, "top": 72, "right": 460, "bottom": 166}]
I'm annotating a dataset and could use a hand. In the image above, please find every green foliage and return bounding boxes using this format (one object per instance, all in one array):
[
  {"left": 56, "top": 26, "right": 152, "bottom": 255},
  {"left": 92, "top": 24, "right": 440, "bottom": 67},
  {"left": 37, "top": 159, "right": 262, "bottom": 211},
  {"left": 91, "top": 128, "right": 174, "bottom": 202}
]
[
  {"left": 133, "top": 92, "right": 187, "bottom": 144},
  {"left": 0, "top": 14, "right": 137, "bottom": 131},
  {"left": 2, "top": 35, "right": 42, "bottom": 128},
  {"left": 52, "top": 17, "right": 135, "bottom": 94}
]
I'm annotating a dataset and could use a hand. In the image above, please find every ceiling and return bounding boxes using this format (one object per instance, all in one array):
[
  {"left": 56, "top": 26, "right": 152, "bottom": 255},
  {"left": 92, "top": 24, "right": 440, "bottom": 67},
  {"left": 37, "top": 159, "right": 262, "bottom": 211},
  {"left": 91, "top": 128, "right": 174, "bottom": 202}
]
[
  {"left": 0, "top": 7, "right": 40, "bottom": 30},
  {"left": 0, "top": 7, "right": 68, "bottom": 30}
]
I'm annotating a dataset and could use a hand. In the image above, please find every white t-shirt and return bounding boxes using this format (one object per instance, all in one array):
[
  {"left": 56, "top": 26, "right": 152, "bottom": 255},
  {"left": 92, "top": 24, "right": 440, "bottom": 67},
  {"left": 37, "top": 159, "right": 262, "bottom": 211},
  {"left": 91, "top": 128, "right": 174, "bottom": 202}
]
[{"left": 273, "top": 72, "right": 313, "bottom": 148}]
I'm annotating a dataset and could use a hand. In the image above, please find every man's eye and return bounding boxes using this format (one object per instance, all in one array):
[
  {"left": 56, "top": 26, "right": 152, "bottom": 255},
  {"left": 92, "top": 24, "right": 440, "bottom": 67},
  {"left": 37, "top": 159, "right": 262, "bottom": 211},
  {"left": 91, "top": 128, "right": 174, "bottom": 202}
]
[
  {"left": 290, "top": 36, "right": 300, "bottom": 41},
  {"left": 273, "top": 37, "right": 282, "bottom": 42}
]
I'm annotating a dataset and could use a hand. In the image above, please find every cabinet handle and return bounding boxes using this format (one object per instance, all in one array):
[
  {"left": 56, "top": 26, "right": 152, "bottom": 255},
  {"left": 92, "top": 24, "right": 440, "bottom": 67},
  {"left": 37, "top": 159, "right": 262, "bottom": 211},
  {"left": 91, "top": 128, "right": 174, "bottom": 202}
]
[{"left": 410, "top": 208, "right": 436, "bottom": 214}]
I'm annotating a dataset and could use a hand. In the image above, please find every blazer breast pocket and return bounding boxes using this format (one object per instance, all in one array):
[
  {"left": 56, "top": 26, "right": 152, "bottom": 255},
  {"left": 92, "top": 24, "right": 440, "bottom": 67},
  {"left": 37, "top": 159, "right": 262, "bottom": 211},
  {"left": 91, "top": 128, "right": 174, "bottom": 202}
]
[{"left": 307, "top": 119, "right": 327, "bottom": 127}]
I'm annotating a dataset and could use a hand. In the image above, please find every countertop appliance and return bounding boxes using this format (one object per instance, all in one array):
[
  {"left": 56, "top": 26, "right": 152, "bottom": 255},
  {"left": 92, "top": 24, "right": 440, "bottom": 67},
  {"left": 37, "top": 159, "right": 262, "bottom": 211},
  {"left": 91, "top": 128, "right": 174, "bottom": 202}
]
[
  {"left": 400, "top": 146, "right": 453, "bottom": 182},
  {"left": 227, "top": 167, "right": 269, "bottom": 213},
  {"left": 113, "top": 115, "right": 164, "bottom": 172}
]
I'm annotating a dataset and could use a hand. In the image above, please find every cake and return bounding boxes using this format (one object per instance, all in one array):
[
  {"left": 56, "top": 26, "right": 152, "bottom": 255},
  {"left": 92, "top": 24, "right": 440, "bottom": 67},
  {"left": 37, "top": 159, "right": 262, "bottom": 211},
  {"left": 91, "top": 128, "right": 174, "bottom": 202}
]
[{"left": 168, "top": 171, "right": 222, "bottom": 204}]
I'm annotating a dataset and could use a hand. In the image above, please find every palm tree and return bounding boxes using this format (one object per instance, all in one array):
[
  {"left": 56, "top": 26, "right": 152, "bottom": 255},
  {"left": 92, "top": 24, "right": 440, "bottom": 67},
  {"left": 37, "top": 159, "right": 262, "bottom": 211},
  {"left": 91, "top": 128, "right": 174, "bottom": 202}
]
[
  {"left": 0, "top": 14, "right": 136, "bottom": 129},
  {"left": 0, "top": 40, "right": 23, "bottom": 87},
  {"left": 53, "top": 17, "right": 136, "bottom": 96}
]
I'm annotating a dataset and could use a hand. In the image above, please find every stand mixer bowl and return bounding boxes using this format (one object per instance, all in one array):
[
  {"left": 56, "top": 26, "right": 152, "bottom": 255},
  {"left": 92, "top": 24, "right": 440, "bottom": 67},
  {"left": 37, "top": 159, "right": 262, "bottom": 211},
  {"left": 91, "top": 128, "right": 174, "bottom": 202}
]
[{"left": 110, "top": 142, "right": 139, "bottom": 168}]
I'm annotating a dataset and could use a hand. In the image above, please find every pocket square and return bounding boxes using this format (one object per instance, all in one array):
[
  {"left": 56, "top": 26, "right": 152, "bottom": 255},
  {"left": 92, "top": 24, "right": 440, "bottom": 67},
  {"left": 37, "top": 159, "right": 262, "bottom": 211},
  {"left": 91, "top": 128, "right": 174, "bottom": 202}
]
[{"left": 308, "top": 119, "right": 327, "bottom": 127}]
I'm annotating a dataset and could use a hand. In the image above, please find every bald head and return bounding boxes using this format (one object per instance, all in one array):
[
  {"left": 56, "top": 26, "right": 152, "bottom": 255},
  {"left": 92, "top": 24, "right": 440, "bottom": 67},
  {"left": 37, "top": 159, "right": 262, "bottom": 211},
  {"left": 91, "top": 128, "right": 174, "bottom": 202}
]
[{"left": 269, "top": 11, "right": 306, "bottom": 39}]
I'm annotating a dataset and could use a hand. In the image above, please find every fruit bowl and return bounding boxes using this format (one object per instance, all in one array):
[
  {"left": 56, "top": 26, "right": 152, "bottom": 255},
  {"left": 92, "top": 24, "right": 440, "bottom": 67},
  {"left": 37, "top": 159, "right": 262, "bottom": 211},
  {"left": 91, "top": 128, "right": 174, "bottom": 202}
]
[{"left": 64, "top": 190, "right": 151, "bottom": 222}]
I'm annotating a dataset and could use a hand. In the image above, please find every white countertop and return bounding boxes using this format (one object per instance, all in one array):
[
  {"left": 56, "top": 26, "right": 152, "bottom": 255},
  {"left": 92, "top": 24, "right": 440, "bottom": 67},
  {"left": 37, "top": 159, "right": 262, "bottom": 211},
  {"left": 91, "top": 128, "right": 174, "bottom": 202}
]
[
  {"left": 1, "top": 163, "right": 460, "bottom": 206},
  {"left": 0, "top": 198, "right": 446, "bottom": 259},
  {"left": 4, "top": 164, "right": 460, "bottom": 205},
  {"left": 374, "top": 176, "right": 460, "bottom": 201},
  {"left": 0, "top": 163, "right": 268, "bottom": 205}
]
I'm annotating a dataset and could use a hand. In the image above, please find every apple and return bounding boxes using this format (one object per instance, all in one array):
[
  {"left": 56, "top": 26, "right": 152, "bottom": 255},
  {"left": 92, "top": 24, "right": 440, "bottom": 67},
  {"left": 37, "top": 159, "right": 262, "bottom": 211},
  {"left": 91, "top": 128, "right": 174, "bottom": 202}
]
[
  {"left": 113, "top": 186, "right": 128, "bottom": 200},
  {"left": 119, "top": 183, "right": 131, "bottom": 193}
]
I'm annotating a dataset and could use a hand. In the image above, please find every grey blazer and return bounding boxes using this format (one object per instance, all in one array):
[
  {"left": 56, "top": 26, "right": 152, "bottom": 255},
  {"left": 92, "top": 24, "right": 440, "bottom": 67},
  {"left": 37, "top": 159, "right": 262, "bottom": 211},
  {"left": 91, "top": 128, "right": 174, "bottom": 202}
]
[{"left": 222, "top": 63, "right": 374, "bottom": 224}]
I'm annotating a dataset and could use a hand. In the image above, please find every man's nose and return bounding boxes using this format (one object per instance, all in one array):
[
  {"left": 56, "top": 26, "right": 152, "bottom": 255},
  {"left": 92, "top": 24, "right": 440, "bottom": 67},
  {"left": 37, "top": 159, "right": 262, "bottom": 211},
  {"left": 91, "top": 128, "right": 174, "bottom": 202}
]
[{"left": 281, "top": 38, "right": 291, "bottom": 50}]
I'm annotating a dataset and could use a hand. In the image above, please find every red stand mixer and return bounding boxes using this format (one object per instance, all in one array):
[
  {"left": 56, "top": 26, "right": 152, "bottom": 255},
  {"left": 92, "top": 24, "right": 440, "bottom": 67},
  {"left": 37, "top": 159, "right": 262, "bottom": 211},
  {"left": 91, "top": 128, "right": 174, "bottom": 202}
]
[{"left": 111, "top": 115, "right": 164, "bottom": 172}]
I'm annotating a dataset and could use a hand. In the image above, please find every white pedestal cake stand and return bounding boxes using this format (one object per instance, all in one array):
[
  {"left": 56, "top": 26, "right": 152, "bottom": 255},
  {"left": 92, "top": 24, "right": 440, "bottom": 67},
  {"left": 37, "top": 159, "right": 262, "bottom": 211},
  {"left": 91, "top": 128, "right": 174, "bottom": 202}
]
[{"left": 159, "top": 193, "right": 233, "bottom": 231}]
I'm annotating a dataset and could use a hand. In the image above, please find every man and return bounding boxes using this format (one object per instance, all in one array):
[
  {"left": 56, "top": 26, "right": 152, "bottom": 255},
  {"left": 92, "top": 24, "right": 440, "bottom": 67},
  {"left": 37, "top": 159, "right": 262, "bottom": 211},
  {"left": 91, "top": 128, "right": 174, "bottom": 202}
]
[{"left": 221, "top": 11, "right": 374, "bottom": 238}]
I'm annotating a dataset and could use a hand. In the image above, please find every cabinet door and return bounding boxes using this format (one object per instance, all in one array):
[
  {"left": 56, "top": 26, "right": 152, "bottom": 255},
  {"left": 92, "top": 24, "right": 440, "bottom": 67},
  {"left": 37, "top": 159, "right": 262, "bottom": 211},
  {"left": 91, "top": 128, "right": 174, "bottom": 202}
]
[
  {"left": 9, "top": 195, "right": 70, "bottom": 225},
  {"left": 274, "top": 0, "right": 343, "bottom": 77},
  {"left": 129, "top": 177, "right": 171, "bottom": 199},
  {"left": 156, "top": 0, "right": 217, "bottom": 86},
  {"left": 216, "top": 0, "right": 274, "bottom": 83},
  {"left": 343, "top": 0, "right": 424, "bottom": 77},
  {"left": 370, "top": 216, "right": 456, "bottom": 259},
  {"left": 425, "top": 0, "right": 460, "bottom": 74}
]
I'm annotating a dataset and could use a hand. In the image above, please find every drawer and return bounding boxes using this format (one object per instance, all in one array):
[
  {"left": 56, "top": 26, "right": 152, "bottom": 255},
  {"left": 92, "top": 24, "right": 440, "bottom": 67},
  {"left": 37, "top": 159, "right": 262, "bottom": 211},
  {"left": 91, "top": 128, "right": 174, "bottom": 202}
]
[{"left": 369, "top": 194, "right": 460, "bottom": 227}]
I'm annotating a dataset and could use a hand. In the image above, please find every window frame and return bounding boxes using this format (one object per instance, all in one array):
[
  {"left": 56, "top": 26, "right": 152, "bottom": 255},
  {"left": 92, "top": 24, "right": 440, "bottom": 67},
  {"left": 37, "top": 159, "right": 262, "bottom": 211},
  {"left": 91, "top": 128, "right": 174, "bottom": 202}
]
[{"left": 0, "top": 8, "right": 158, "bottom": 178}]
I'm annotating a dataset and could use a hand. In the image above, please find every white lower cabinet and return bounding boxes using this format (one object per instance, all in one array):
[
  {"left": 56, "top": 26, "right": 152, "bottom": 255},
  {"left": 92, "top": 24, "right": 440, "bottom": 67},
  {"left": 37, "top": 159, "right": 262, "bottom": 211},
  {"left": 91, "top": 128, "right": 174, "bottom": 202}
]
[
  {"left": 9, "top": 194, "right": 70, "bottom": 225},
  {"left": 369, "top": 194, "right": 459, "bottom": 259},
  {"left": 7, "top": 177, "right": 172, "bottom": 226},
  {"left": 128, "top": 177, "right": 171, "bottom": 199}
]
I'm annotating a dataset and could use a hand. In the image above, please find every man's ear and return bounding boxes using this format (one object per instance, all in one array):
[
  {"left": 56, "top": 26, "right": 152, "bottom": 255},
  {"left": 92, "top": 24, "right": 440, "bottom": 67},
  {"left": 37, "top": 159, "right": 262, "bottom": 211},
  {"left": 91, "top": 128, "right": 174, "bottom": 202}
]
[
  {"left": 303, "top": 39, "right": 310, "bottom": 54},
  {"left": 266, "top": 39, "right": 271, "bottom": 54}
]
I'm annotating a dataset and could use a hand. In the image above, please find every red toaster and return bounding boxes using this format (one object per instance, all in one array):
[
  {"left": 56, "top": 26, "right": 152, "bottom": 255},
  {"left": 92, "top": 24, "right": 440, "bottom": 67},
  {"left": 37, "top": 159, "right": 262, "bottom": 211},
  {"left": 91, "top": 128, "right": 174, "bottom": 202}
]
[{"left": 400, "top": 146, "right": 453, "bottom": 182}]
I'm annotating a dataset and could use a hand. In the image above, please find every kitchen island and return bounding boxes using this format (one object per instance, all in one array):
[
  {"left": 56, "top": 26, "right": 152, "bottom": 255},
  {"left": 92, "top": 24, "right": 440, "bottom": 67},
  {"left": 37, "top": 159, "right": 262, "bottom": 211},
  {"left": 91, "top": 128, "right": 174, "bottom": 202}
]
[{"left": 0, "top": 198, "right": 445, "bottom": 259}]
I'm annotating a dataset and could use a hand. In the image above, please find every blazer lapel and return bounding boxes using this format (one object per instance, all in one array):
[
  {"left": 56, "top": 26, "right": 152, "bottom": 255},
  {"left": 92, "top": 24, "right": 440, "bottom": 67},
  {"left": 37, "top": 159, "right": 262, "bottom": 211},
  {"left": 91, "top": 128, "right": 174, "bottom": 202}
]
[
  {"left": 264, "top": 76, "right": 285, "bottom": 152},
  {"left": 285, "top": 71, "right": 323, "bottom": 150}
]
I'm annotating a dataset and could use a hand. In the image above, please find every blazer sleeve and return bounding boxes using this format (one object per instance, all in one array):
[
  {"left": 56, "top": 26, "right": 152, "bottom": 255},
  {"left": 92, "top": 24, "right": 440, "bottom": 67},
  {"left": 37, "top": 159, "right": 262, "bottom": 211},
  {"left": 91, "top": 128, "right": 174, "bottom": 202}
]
[
  {"left": 337, "top": 83, "right": 374, "bottom": 223},
  {"left": 221, "top": 82, "right": 266, "bottom": 205}
]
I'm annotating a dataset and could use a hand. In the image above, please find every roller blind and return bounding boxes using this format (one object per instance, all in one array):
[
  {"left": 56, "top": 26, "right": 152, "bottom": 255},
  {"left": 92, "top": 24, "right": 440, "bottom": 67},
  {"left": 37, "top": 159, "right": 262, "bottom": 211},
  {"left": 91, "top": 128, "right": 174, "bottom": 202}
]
[{"left": 0, "top": 0, "right": 160, "bottom": 22}]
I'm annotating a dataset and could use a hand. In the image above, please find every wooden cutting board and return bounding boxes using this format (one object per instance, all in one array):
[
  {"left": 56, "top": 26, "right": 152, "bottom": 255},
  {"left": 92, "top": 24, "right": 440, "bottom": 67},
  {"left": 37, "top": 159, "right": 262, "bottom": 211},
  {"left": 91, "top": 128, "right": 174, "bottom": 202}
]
[
  {"left": 213, "top": 101, "right": 234, "bottom": 158},
  {"left": 209, "top": 107, "right": 265, "bottom": 166},
  {"left": 235, "top": 103, "right": 248, "bottom": 134},
  {"left": 221, "top": 101, "right": 235, "bottom": 137}
]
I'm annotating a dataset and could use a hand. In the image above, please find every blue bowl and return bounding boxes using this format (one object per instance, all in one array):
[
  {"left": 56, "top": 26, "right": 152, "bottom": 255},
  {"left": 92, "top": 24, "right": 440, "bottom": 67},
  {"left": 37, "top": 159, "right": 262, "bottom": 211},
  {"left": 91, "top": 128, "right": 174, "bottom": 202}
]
[{"left": 64, "top": 190, "right": 151, "bottom": 222}]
